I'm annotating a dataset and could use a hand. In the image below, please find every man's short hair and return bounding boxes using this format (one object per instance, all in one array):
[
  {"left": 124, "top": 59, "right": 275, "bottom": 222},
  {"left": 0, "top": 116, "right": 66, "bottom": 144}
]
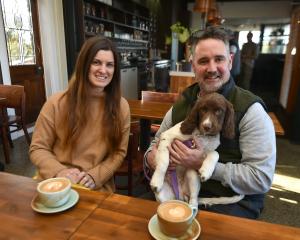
[{"left": 191, "top": 26, "right": 230, "bottom": 52}]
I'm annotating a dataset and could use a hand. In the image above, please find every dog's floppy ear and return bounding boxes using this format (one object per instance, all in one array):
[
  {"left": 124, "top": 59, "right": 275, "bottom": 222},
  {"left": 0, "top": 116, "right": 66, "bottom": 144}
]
[
  {"left": 222, "top": 101, "right": 235, "bottom": 139},
  {"left": 180, "top": 103, "right": 199, "bottom": 134}
]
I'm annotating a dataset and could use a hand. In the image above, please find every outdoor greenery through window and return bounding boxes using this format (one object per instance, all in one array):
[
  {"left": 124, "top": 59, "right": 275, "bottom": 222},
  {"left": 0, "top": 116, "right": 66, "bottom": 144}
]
[{"left": 1, "top": 0, "right": 35, "bottom": 66}]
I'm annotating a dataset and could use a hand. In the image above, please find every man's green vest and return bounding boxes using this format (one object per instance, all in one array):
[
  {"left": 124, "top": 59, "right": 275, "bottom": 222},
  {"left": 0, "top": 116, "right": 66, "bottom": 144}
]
[{"left": 172, "top": 78, "right": 266, "bottom": 197}]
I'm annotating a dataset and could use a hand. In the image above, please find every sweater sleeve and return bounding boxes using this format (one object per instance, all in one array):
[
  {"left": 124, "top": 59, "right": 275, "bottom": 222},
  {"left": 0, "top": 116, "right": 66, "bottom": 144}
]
[
  {"left": 87, "top": 98, "right": 131, "bottom": 189},
  {"left": 29, "top": 95, "right": 67, "bottom": 178},
  {"left": 212, "top": 103, "right": 276, "bottom": 195}
]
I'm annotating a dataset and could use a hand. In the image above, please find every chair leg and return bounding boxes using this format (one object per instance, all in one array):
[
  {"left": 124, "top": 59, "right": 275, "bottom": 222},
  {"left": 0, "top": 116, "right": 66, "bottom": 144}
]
[
  {"left": 7, "top": 130, "right": 14, "bottom": 148},
  {"left": 22, "top": 124, "right": 31, "bottom": 145},
  {"left": 1, "top": 127, "right": 10, "bottom": 164},
  {"left": 128, "top": 173, "right": 133, "bottom": 196}
]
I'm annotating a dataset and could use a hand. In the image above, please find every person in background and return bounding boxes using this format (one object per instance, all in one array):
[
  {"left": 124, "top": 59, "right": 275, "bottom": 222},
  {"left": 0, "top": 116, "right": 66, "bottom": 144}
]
[
  {"left": 240, "top": 31, "right": 259, "bottom": 90},
  {"left": 144, "top": 26, "right": 276, "bottom": 219},
  {"left": 30, "top": 36, "right": 130, "bottom": 192},
  {"left": 229, "top": 30, "right": 241, "bottom": 79}
]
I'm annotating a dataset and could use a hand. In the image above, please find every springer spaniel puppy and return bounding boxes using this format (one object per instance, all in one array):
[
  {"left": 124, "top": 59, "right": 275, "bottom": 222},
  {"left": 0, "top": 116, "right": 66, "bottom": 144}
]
[{"left": 150, "top": 93, "right": 244, "bottom": 208}]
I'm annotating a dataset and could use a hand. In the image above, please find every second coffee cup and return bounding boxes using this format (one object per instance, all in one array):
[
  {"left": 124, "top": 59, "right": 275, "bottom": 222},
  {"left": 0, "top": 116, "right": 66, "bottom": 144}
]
[{"left": 157, "top": 200, "right": 198, "bottom": 237}]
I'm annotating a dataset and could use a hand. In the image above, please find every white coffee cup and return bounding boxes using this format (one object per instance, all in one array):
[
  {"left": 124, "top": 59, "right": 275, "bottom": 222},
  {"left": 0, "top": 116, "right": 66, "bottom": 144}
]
[
  {"left": 157, "top": 200, "right": 198, "bottom": 237},
  {"left": 37, "top": 177, "right": 71, "bottom": 208}
]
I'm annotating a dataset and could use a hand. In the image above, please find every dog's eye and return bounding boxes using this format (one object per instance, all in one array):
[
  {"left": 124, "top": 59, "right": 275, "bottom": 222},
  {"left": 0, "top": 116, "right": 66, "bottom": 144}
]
[
  {"left": 215, "top": 109, "right": 223, "bottom": 115},
  {"left": 201, "top": 107, "right": 208, "bottom": 113}
]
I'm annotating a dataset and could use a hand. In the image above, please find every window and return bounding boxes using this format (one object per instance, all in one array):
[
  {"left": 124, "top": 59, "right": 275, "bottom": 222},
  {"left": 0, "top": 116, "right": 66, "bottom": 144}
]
[
  {"left": 261, "top": 24, "right": 290, "bottom": 54},
  {"left": 1, "top": 0, "right": 35, "bottom": 65}
]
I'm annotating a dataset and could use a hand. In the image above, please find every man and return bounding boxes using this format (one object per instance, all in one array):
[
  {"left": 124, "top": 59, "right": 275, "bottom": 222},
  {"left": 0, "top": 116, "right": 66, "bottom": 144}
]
[
  {"left": 144, "top": 26, "right": 276, "bottom": 219},
  {"left": 229, "top": 30, "right": 241, "bottom": 79},
  {"left": 240, "top": 31, "right": 259, "bottom": 90}
]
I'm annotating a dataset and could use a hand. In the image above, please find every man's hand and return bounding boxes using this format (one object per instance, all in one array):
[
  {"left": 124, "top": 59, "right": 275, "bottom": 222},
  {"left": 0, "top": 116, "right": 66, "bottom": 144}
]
[
  {"left": 168, "top": 138, "right": 206, "bottom": 170},
  {"left": 147, "top": 141, "right": 176, "bottom": 172},
  {"left": 146, "top": 142, "right": 159, "bottom": 170}
]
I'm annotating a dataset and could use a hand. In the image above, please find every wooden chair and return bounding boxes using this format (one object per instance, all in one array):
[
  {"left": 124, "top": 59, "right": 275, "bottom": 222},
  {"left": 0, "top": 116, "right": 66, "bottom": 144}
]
[
  {"left": 141, "top": 91, "right": 180, "bottom": 134},
  {"left": 0, "top": 124, "right": 10, "bottom": 164},
  {"left": 115, "top": 121, "right": 144, "bottom": 196},
  {"left": 0, "top": 85, "right": 31, "bottom": 163}
]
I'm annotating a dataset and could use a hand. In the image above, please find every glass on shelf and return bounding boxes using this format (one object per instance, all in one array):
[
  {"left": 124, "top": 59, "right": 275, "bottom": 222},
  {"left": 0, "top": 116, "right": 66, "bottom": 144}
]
[
  {"left": 85, "top": 3, "right": 91, "bottom": 15},
  {"left": 91, "top": 5, "right": 96, "bottom": 16}
]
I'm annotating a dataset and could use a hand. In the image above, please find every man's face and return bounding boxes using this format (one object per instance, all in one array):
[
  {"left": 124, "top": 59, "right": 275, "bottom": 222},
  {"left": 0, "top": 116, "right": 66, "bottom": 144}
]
[{"left": 192, "top": 39, "right": 232, "bottom": 94}]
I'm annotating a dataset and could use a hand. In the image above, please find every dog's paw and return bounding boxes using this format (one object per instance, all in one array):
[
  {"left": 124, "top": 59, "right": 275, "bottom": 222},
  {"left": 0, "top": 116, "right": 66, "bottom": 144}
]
[
  {"left": 198, "top": 169, "right": 211, "bottom": 182},
  {"left": 150, "top": 178, "right": 163, "bottom": 193},
  {"left": 189, "top": 198, "right": 198, "bottom": 209}
]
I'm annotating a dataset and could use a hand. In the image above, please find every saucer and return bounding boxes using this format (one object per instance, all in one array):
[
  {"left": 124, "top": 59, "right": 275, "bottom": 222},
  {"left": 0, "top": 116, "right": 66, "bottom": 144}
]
[
  {"left": 148, "top": 214, "right": 201, "bottom": 240},
  {"left": 31, "top": 189, "right": 79, "bottom": 214}
]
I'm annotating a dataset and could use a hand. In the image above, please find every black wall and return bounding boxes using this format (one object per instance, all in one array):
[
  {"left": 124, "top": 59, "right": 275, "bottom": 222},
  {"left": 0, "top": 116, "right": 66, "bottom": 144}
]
[{"left": 62, "top": 0, "right": 84, "bottom": 78}]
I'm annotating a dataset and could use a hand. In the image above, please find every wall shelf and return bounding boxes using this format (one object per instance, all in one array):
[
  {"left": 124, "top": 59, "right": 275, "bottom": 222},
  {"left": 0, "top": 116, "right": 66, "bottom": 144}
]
[{"left": 82, "top": 0, "right": 151, "bottom": 46}]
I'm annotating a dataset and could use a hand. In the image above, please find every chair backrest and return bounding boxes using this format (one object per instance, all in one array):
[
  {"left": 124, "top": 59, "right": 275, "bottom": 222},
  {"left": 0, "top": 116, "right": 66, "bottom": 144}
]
[
  {"left": 0, "top": 84, "right": 25, "bottom": 110},
  {"left": 141, "top": 91, "right": 180, "bottom": 103}
]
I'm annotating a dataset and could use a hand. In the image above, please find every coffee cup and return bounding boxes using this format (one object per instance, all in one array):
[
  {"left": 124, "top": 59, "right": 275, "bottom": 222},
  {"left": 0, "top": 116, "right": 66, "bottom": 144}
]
[
  {"left": 157, "top": 200, "right": 198, "bottom": 237},
  {"left": 37, "top": 177, "right": 71, "bottom": 208}
]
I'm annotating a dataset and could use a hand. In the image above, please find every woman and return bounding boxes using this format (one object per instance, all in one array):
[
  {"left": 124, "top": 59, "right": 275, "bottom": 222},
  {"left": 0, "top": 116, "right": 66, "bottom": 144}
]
[{"left": 30, "top": 37, "right": 130, "bottom": 192}]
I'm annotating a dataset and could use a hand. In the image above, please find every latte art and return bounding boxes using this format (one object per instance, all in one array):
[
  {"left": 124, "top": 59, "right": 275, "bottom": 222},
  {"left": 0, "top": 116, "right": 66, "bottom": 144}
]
[
  {"left": 40, "top": 179, "right": 69, "bottom": 193},
  {"left": 158, "top": 202, "right": 192, "bottom": 222},
  {"left": 168, "top": 206, "right": 186, "bottom": 219}
]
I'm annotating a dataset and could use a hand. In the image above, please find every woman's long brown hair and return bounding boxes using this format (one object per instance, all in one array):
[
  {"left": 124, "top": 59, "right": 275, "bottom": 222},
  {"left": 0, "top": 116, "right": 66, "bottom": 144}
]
[{"left": 62, "top": 36, "right": 122, "bottom": 153}]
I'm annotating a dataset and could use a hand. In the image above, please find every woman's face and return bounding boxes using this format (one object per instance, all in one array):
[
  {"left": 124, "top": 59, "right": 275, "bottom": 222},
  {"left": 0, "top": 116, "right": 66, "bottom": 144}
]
[{"left": 88, "top": 50, "right": 115, "bottom": 91}]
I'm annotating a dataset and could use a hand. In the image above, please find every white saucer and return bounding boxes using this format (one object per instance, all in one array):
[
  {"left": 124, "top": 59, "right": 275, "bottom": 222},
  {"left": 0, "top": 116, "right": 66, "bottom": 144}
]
[
  {"left": 31, "top": 189, "right": 79, "bottom": 214},
  {"left": 148, "top": 214, "right": 201, "bottom": 240}
]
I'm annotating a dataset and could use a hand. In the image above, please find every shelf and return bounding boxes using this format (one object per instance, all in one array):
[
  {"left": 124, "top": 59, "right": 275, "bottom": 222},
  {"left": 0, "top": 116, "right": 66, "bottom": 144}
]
[
  {"left": 84, "top": 33, "right": 148, "bottom": 45},
  {"left": 82, "top": 0, "right": 151, "bottom": 54},
  {"left": 84, "top": 15, "right": 149, "bottom": 32}
]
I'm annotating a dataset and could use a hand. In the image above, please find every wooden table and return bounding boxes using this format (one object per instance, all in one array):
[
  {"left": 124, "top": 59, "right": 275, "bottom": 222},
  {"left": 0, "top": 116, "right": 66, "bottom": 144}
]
[
  {"left": 128, "top": 99, "right": 172, "bottom": 151},
  {"left": 128, "top": 99, "right": 172, "bottom": 121},
  {"left": 0, "top": 172, "right": 110, "bottom": 239},
  {"left": 0, "top": 172, "right": 299, "bottom": 240}
]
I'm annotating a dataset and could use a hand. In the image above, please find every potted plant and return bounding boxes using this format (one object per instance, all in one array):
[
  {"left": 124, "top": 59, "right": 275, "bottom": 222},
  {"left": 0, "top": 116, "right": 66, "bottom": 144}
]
[{"left": 170, "top": 22, "right": 190, "bottom": 43}]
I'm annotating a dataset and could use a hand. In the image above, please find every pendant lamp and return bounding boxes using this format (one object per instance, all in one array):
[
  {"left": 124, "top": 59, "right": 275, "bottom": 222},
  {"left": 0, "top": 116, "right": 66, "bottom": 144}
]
[
  {"left": 193, "top": 0, "right": 213, "bottom": 13},
  {"left": 193, "top": 0, "right": 216, "bottom": 29}
]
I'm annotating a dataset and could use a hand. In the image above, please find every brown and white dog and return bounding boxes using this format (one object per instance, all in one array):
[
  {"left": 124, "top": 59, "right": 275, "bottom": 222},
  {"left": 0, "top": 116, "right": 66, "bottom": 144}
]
[{"left": 150, "top": 93, "right": 244, "bottom": 208}]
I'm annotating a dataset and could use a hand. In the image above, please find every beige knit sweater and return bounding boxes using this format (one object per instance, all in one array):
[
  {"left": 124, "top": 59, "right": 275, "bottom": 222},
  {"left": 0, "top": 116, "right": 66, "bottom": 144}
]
[{"left": 29, "top": 90, "right": 130, "bottom": 192}]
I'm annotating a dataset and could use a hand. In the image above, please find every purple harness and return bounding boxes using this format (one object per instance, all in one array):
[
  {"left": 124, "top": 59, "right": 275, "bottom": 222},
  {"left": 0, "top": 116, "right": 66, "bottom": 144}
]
[
  {"left": 144, "top": 139, "right": 195, "bottom": 200},
  {"left": 170, "top": 139, "right": 195, "bottom": 200}
]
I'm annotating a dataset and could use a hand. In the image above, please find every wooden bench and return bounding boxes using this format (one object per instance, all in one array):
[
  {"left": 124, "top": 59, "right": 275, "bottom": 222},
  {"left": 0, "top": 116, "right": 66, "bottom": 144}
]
[{"left": 268, "top": 112, "right": 285, "bottom": 136}]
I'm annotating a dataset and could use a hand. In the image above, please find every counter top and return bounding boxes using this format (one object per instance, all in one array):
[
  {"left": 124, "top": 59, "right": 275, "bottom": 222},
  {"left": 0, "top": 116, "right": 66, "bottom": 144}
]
[{"left": 169, "top": 71, "right": 195, "bottom": 77}]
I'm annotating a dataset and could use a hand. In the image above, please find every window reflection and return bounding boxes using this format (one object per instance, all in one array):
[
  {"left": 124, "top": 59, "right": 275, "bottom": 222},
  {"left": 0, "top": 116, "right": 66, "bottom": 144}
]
[{"left": 1, "top": 0, "right": 35, "bottom": 65}]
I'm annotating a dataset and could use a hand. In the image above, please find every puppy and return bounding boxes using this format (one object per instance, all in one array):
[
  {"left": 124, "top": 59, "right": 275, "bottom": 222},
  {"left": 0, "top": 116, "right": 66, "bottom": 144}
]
[{"left": 150, "top": 93, "right": 239, "bottom": 208}]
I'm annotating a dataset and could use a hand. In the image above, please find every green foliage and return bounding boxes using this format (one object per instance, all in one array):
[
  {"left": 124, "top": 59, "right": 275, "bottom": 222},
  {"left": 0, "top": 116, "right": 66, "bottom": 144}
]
[{"left": 168, "top": 22, "right": 190, "bottom": 44}]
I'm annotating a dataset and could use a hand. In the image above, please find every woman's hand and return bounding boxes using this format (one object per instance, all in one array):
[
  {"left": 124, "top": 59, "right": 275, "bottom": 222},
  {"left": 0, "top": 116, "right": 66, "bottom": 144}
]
[
  {"left": 168, "top": 138, "right": 206, "bottom": 170},
  {"left": 78, "top": 172, "right": 96, "bottom": 190},
  {"left": 56, "top": 168, "right": 81, "bottom": 184},
  {"left": 56, "top": 168, "right": 95, "bottom": 189}
]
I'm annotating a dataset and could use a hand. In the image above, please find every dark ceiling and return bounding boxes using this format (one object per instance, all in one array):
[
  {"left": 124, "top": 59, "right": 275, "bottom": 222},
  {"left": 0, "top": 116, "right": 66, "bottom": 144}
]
[{"left": 187, "top": 0, "right": 297, "bottom": 2}]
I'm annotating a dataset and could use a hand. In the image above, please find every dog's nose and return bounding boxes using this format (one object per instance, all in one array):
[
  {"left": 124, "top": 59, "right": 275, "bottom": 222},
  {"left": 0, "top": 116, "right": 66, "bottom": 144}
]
[
  {"left": 203, "top": 125, "right": 211, "bottom": 132},
  {"left": 202, "top": 121, "right": 212, "bottom": 132}
]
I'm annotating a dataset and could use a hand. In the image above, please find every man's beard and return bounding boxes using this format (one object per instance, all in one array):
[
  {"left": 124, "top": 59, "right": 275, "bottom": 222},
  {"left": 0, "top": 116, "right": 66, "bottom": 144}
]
[{"left": 199, "top": 78, "right": 224, "bottom": 93}]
